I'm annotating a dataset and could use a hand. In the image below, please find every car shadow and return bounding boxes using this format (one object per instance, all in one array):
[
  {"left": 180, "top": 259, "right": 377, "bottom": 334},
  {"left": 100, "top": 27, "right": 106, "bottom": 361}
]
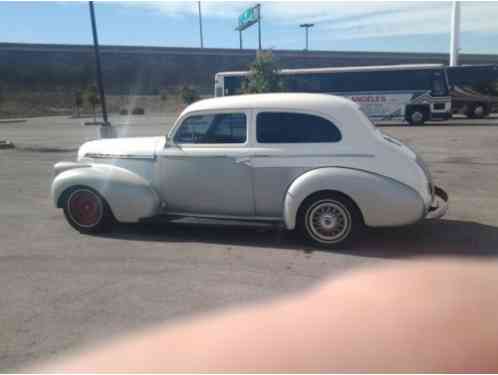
[{"left": 99, "top": 218, "right": 498, "bottom": 258}]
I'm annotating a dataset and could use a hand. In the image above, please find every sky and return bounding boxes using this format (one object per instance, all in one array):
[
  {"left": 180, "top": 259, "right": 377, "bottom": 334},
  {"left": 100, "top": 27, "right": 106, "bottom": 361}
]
[{"left": 0, "top": 1, "right": 497, "bottom": 54}]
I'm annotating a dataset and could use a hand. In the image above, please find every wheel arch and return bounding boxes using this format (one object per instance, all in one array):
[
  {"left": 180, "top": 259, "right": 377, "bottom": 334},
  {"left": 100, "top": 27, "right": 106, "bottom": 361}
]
[
  {"left": 295, "top": 189, "right": 364, "bottom": 226},
  {"left": 283, "top": 167, "right": 425, "bottom": 230},
  {"left": 52, "top": 164, "right": 160, "bottom": 223}
]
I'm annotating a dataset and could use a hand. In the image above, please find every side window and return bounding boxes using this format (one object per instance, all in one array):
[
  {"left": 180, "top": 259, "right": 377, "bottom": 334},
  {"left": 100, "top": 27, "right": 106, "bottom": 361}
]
[
  {"left": 174, "top": 113, "right": 247, "bottom": 144},
  {"left": 256, "top": 112, "right": 342, "bottom": 143}
]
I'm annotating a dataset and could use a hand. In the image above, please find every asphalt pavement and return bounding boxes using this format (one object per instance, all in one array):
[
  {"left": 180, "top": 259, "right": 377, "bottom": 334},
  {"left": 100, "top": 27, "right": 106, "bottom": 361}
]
[{"left": 2, "top": 113, "right": 498, "bottom": 369}]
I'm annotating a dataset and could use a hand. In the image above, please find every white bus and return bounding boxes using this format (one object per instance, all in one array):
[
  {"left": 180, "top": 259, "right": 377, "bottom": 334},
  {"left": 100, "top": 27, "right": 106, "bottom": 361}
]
[{"left": 214, "top": 64, "right": 451, "bottom": 125}]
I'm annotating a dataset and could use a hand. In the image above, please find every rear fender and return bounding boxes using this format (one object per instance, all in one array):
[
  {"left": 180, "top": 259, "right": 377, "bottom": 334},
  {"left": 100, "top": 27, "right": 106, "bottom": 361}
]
[
  {"left": 51, "top": 163, "right": 159, "bottom": 223},
  {"left": 284, "top": 167, "right": 425, "bottom": 230}
]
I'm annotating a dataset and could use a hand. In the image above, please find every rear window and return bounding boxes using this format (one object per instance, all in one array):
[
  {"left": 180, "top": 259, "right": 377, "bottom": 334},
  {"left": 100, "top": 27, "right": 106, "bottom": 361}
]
[{"left": 256, "top": 112, "right": 342, "bottom": 143}]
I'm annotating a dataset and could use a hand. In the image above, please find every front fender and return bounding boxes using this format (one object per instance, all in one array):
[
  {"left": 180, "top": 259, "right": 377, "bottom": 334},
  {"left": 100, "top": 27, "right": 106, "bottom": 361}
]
[
  {"left": 51, "top": 163, "right": 160, "bottom": 223},
  {"left": 283, "top": 167, "right": 425, "bottom": 230}
]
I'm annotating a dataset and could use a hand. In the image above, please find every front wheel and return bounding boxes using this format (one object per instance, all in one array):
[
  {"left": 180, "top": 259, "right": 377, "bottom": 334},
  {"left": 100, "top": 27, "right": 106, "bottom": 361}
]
[
  {"left": 297, "top": 193, "right": 363, "bottom": 248},
  {"left": 62, "top": 187, "right": 114, "bottom": 234},
  {"left": 406, "top": 109, "right": 426, "bottom": 126}
]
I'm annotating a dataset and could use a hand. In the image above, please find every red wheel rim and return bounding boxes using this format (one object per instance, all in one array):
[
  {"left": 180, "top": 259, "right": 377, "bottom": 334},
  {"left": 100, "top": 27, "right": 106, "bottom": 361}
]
[{"left": 68, "top": 190, "right": 103, "bottom": 227}]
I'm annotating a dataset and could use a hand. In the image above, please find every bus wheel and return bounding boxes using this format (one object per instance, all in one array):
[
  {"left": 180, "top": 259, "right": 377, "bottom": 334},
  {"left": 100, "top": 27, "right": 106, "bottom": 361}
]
[{"left": 406, "top": 108, "right": 426, "bottom": 126}]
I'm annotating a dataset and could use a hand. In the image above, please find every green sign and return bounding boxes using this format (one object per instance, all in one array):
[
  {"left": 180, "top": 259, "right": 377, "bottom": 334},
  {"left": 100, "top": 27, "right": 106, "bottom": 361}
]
[{"left": 237, "top": 5, "right": 259, "bottom": 31}]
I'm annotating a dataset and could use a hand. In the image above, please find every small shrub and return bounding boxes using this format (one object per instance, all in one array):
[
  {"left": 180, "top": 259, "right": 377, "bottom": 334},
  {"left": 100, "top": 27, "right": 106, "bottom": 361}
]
[
  {"left": 84, "top": 85, "right": 100, "bottom": 121},
  {"left": 178, "top": 85, "right": 200, "bottom": 105},
  {"left": 242, "top": 50, "right": 286, "bottom": 94},
  {"left": 132, "top": 107, "right": 145, "bottom": 115},
  {"left": 74, "top": 91, "right": 83, "bottom": 117},
  {"left": 120, "top": 108, "right": 128, "bottom": 115}
]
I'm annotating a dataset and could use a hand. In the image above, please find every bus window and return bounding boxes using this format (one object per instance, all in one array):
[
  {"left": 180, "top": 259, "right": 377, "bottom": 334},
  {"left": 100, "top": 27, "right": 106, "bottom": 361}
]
[{"left": 225, "top": 76, "right": 244, "bottom": 96}]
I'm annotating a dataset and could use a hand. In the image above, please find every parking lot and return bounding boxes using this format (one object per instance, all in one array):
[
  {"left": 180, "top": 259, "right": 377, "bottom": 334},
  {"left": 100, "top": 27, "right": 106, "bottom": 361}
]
[{"left": 2, "top": 114, "right": 498, "bottom": 369}]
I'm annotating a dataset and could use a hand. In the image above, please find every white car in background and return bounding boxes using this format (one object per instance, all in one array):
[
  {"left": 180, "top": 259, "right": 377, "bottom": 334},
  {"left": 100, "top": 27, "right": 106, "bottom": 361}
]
[{"left": 51, "top": 93, "right": 448, "bottom": 248}]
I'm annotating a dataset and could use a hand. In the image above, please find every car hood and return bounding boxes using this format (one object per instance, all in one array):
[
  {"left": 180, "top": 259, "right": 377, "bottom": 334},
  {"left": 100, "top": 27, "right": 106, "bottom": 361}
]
[{"left": 78, "top": 137, "right": 164, "bottom": 160}]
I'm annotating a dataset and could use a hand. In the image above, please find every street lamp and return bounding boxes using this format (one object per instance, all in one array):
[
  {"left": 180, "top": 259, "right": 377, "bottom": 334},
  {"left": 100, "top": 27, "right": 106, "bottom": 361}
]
[{"left": 300, "top": 23, "right": 314, "bottom": 51}]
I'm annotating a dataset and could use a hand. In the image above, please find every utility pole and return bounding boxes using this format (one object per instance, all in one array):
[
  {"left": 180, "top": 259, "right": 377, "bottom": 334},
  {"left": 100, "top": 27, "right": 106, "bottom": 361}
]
[
  {"left": 198, "top": 1, "right": 204, "bottom": 48},
  {"left": 257, "top": 4, "right": 262, "bottom": 50},
  {"left": 89, "top": 1, "right": 111, "bottom": 134},
  {"left": 300, "top": 23, "right": 314, "bottom": 51},
  {"left": 450, "top": 1, "right": 460, "bottom": 66}
]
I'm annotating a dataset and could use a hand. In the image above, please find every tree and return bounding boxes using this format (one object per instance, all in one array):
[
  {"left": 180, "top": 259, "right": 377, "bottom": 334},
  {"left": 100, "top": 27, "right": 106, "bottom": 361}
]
[
  {"left": 242, "top": 51, "right": 286, "bottom": 94},
  {"left": 74, "top": 91, "right": 83, "bottom": 118},
  {"left": 85, "top": 85, "right": 100, "bottom": 122}
]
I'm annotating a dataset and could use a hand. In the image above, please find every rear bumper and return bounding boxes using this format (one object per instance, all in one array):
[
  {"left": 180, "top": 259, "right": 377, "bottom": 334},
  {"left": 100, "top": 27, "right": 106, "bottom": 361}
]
[{"left": 426, "top": 186, "right": 448, "bottom": 219}]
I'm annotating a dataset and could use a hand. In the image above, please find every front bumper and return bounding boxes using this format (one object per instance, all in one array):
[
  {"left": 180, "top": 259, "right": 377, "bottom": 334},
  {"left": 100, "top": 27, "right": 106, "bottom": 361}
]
[
  {"left": 430, "top": 112, "right": 451, "bottom": 121},
  {"left": 426, "top": 186, "right": 448, "bottom": 219}
]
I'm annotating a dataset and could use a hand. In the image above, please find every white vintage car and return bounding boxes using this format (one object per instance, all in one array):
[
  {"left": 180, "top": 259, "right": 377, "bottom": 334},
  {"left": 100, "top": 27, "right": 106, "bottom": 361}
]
[{"left": 51, "top": 93, "right": 448, "bottom": 247}]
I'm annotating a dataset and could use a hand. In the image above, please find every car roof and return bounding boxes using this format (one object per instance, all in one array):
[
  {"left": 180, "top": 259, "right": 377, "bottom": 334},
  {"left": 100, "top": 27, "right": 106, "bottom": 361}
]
[
  {"left": 185, "top": 93, "right": 358, "bottom": 114},
  {"left": 216, "top": 63, "right": 444, "bottom": 77}
]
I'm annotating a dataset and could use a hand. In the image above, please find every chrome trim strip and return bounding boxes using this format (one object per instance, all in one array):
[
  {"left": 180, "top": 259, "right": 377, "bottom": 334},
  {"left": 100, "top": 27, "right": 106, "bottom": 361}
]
[
  {"left": 252, "top": 153, "right": 374, "bottom": 158},
  {"left": 160, "top": 153, "right": 374, "bottom": 159},
  {"left": 160, "top": 155, "right": 229, "bottom": 159},
  {"left": 85, "top": 153, "right": 156, "bottom": 160}
]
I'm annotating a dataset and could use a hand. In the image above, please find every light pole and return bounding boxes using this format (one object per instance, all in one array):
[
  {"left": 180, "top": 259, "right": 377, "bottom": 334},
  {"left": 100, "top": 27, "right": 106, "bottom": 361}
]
[
  {"left": 89, "top": 1, "right": 112, "bottom": 137},
  {"left": 300, "top": 23, "right": 314, "bottom": 51},
  {"left": 198, "top": 1, "right": 204, "bottom": 48}
]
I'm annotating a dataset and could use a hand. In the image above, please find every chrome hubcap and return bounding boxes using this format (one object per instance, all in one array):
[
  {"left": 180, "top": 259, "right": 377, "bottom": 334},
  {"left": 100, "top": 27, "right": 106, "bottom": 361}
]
[
  {"left": 320, "top": 214, "right": 337, "bottom": 230},
  {"left": 306, "top": 200, "right": 351, "bottom": 243}
]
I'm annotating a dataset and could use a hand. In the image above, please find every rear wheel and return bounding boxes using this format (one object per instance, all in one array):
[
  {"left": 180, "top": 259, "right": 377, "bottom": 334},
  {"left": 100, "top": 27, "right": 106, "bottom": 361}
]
[
  {"left": 62, "top": 187, "right": 114, "bottom": 234},
  {"left": 297, "top": 192, "right": 363, "bottom": 248},
  {"left": 467, "top": 104, "right": 488, "bottom": 119}
]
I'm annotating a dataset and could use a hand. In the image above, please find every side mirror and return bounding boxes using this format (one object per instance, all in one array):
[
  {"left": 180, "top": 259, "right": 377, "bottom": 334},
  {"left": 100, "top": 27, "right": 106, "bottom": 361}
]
[
  {"left": 165, "top": 135, "right": 172, "bottom": 148},
  {"left": 165, "top": 134, "right": 179, "bottom": 148}
]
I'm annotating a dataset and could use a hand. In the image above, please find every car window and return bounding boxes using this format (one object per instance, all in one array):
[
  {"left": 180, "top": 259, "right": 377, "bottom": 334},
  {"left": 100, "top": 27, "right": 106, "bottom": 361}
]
[
  {"left": 256, "top": 112, "right": 342, "bottom": 143},
  {"left": 174, "top": 113, "right": 247, "bottom": 144}
]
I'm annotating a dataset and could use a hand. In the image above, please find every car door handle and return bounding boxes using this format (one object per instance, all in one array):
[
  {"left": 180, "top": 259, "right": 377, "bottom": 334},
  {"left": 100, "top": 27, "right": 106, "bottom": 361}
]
[{"left": 234, "top": 157, "right": 252, "bottom": 166}]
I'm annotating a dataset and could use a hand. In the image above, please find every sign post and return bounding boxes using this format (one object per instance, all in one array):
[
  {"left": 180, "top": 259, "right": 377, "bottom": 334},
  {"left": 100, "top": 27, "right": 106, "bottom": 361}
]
[
  {"left": 236, "top": 4, "right": 261, "bottom": 50},
  {"left": 299, "top": 23, "right": 314, "bottom": 51},
  {"left": 257, "top": 4, "right": 261, "bottom": 50},
  {"left": 89, "top": 1, "right": 109, "bottom": 127}
]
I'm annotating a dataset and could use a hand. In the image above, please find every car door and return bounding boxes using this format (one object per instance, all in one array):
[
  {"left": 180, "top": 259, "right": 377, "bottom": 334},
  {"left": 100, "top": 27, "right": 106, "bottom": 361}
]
[
  {"left": 250, "top": 111, "right": 344, "bottom": 217},
  {"left": 157, "top": 111, "right": 255, "bottom": 217}
]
